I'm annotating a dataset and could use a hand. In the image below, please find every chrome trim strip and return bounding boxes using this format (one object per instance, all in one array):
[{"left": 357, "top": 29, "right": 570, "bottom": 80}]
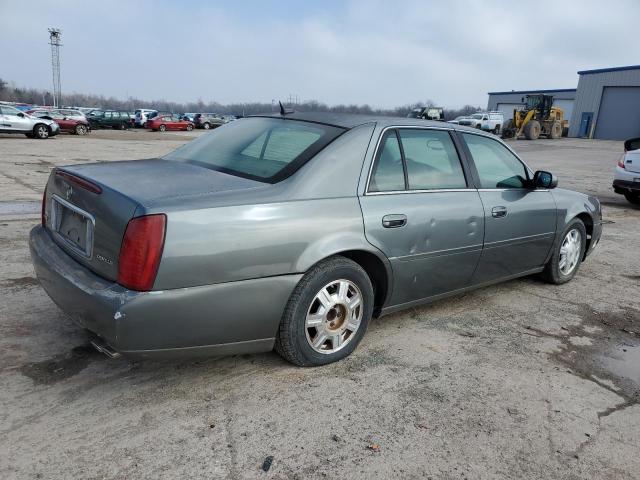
[
  {"left": 50, "top": 194, "right": 95, "bottom": 258},
  {"left": 366, "top": 188, "right": 476, "bottom": 196}
]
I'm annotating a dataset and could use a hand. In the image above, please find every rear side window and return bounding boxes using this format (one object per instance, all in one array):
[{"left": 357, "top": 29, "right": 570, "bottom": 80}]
[
  {"left": 369, "top": 128, "right": 466, "bottom": 192},
  {"left": 398, "top": 129, "right": 466, "bottom": 190},
  {"left": 369, "top": 132, "right": 405, "bottom": 192},
  {"left": 462, "top": 133, "right": 528, "bottom": 188},
  {"left": 164, "top": 117, "right": 344, "bottom": 183}
]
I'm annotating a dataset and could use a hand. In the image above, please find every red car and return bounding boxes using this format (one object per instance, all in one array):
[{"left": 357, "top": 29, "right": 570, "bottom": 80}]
[
  {"left": 147, "top": 115, "right": 194, "bottom": 132},
  {"left": 26, "top": 110, "right": 90, "bottom": 135}
]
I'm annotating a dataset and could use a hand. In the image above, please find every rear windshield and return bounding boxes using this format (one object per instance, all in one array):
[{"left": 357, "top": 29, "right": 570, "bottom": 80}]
[{"left": 164, "top": 117, "right": 345, "bottom": 183}]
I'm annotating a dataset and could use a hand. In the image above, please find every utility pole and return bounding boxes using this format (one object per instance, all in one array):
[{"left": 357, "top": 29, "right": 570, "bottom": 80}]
[{"left": 48, "top": 28, "right": 62, "bottom": 107}]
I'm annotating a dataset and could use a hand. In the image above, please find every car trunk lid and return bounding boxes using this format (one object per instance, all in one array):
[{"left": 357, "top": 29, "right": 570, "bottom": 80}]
[
  {"left": 44, "top": 159, "right": 263, "bottom": 282},
  {"left": 624, "top": 150, "right": 640, "bottom": 174}
]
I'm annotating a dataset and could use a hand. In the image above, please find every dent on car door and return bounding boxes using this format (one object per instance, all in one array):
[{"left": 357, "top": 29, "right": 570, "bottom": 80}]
[
  {"left": 359, "top": 128, "right": 485, "bottom": 308},
  {"left": 460, "top": 132, "right": 556, "bottom": 283}
]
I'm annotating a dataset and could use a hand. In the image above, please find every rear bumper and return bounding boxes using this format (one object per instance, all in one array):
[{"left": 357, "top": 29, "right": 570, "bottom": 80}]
[
  {"left": 613, "top": 178, "right": 640, "bottom": 194},
  {"left": 29, "top": 225, "right": 301, "bottom": 358}
]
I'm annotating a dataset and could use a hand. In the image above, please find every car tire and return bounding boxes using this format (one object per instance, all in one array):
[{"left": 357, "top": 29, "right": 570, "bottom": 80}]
[
  {"left": 119, "top": 122, "right": 127, "bottom": 130},
  {"left": 493, "top": 124, "right": 501, "bottom": 135},
  {"left": 159, "top": 125, "right": 166, "bottom": 132},
  {"left": 549, "top": 121, "right": 562, "bottom": 139},
  {"left": 524, "top": 120, "right": 541, "bottom": 140},
  {"left": 540, "top": 218, "right": 587, "bottom": 285},
  {"left": 203, "top": 122, "right": 210, "bottom": 130},
  {"left": 75, "top": 124, "right": 88, "bottom": 135},
  {"left": 33, "top": 124, "right": 49, "bottom": 139},
  {"left": 275, "top": 256, "right": 374, "bottom": 367},
  {"left": 187, "top": 124, "right": 193, "bottom": 131},
  {"left": 624, "top": 192, "right": 640, "bottom": 204}
]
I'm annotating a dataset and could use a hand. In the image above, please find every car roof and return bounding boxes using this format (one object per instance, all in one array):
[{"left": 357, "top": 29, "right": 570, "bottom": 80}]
[{"left": 250, "top": 111, "right": 491, "bottom": 135}]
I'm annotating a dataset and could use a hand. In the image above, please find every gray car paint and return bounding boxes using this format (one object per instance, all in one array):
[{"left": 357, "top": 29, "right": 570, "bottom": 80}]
[{"left": 29, "top": 114, "right": 603, "bottom": 357}]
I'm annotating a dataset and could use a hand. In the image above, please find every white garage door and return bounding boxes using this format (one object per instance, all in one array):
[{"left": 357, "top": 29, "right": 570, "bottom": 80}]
[
  {"left": 496, "top": 103, "right": 524, "bottom": 122},
  {"left": 553, "top": 99, "right": 573, "bottom": 124}
]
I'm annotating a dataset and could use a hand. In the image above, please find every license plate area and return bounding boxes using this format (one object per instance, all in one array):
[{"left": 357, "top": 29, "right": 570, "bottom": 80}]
[{"left": 50, "top": 194, "right": 95, "bottom": 258}]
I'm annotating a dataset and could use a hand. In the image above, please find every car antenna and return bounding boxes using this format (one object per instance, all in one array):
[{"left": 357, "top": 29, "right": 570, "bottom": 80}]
[{"left": 279, "top": 101, "right": 294, "bottom": 116}]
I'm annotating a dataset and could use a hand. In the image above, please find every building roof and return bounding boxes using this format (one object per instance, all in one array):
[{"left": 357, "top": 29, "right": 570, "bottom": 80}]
[
  {"left": 577, "top": 65, "right": 640, "bottom": 75},
  {"left": 487, "top": 88, "right": 576, "bottom": 95}
]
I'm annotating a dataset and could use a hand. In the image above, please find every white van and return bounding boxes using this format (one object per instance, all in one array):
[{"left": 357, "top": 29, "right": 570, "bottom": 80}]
[{"left": 134, "top": 109, "right": 157, "bottom": 128}]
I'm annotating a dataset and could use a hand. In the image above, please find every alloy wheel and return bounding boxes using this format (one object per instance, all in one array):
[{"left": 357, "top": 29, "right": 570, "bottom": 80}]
[
  {"left": 305, "top": 279, "right": 363, "bottom": 354},
  {"left": 36, "top": 125, "right": 49, "bottom": 139},
  {"left": 559, "top": 229, "right": 581, "bottom": 275}
]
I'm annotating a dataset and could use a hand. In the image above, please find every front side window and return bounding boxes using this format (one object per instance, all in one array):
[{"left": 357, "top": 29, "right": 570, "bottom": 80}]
[
  {"left": 1, "top": 106, "right": 21, "bottom": 116},
  {"left": 164, "top": 117, "right": 344, "bottom": 182},
  {"left": 463, "top": 133, "right": 528, "bottom": 189},
  {"left": 398, "top": 129, "right": 466, "bottom": 190}
]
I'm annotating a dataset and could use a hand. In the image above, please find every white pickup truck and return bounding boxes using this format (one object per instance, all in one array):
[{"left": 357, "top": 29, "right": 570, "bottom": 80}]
[{"left": 459, "top": 111, "right": 504, "bottom": 135}]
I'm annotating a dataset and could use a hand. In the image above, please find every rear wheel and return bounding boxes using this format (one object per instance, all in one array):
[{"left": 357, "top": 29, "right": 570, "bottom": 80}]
[
  {"left": 549, "top": 121, "right": 562, "bottom": 139},
  {"left": 203, "top": 122, "right": 211, "bottom": 130},
  {"left": 33, "top": 124, "right": 49, "bottom": 139},
  {"left": 159, "top": 124, "right": 166, "bottom": 132},
  {"left": 186, "top": 123, "right": 193, "bottom": 131},
  {"left": 119, "top": 122, "right": 127, "bottom": 130},
  {"left": 541, "top": 219, "right": 586, "bottom": 284},
  {"left": 493, "top": 124, "right": 501, "bottom": 135},
  {"left": 624, "top": 192, "right": 640, "bottom": 204},
  {"left": 75, "top": 124, "right": 88, "bottom": 135},
  {"left": 523, "top": 120, "right": 541, "bottom": 140},
  {"left": 275, "top": 256, "right": 374, "bottom": 366}
]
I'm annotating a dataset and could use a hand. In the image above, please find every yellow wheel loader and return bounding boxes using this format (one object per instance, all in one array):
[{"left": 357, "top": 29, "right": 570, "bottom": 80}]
[{"left": 501, "top": 94, "right": 568, "bottom": 140}]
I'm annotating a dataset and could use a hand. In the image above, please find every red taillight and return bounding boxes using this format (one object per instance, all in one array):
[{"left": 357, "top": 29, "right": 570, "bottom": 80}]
[
  {"left": 41, "top": 186, "right": 47, "bottom": 226},
  {"left": 56, "top": 170, "right": 102, "bottom": 194},
  {"left": 618, "top": 155, "right": 626, "bottom": 169},
  {"left": 117, "top": 214, "right": 166, "bottom": 291}
]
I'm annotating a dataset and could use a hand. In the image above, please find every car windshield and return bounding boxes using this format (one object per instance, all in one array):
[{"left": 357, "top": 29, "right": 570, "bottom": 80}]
[{"left": 164, "top": 117, "right": 345, "bottom": 183}]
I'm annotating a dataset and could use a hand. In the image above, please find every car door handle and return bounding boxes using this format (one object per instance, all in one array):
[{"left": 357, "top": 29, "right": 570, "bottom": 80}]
[
  {"left": 491, "top": 206, "right": 508, "bottom": 218},
  {"left": 382, "top": 214, "right": 407, "bottom": 228}
]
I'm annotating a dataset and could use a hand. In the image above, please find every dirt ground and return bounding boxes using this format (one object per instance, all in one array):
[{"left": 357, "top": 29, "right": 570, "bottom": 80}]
[{"left": 0, "top": 129, "right": 638, "bottom": 480}]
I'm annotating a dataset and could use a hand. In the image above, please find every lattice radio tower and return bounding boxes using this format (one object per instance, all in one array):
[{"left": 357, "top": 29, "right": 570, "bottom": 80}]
[{"left": 48, "top": 28, "right": 63, "bottom": 107}]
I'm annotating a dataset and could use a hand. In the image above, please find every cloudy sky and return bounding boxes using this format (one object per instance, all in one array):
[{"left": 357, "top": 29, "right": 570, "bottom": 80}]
[{"left": 0, "top": 0, "right": 637, "bottom": 108}]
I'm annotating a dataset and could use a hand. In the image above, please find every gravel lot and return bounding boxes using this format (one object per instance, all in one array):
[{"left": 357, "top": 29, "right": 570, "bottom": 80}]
[{"left": 0, "top": 130, "right": 638, "bottom": 479}]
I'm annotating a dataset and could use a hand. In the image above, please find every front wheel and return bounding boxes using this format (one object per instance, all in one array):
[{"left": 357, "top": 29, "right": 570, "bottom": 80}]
[
  {"left": 75, "top": 124, "right": 88, "bottom": 135},
  {"left": 186, "top": 124, "right": 193, "bottom": 131},
  {"left": 540, "top": 219, "right": 586, "bottom": 284},
  {"left": 33, "top": 124, "right": 49, "bottom": 139},
  {"left": 159, "top": 124, "right": 166, "bottom": 132},
  {"left": 203, "top": 122, "right": 211, "bottom": 130},
  {"left": 275, "top": 256, "right": 374, "bottom": 366}
]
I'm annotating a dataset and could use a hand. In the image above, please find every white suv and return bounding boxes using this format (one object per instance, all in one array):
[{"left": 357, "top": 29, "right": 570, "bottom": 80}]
[
  {"left": 0, "top": 105, "right": 59, "bottom": 139},
  {"left": 613, "top": 137, "right": 640, "bottom": 204},
  {"left": 480, "top": 112, "right": 504, "bottom": 135}
]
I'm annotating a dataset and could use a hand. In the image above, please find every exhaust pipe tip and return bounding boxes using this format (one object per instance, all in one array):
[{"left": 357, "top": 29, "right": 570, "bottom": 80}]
[{"left": 90, "top": 338, "right": 122, "bottom": 359}]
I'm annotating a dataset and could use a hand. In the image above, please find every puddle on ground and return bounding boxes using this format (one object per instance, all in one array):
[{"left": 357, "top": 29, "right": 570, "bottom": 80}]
[
  {"left": 0, "top": 201, "right": 40, "bottom": 215},
  {"left": 19, "top": 345, "right": 103, "bottom": 385},
  {"left": 599, "top": 344, "right": 640, "bottom": 385}
]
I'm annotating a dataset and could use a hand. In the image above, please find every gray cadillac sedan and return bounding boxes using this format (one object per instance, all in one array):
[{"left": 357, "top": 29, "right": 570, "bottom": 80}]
[{"left": 30, "top": 112, "right": 602, "bottom": 366}]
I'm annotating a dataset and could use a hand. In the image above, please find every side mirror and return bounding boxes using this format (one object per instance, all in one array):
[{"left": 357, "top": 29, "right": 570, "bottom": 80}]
[
  {"left": 18, "top": 112, "right": 25, "bottom": 118},
  {"left": 533, "top": 170, "right": 557, "bottom": 189}
]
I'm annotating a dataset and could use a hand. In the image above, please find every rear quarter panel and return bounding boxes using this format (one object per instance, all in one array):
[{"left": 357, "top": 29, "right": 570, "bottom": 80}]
[{"left": 150, "top": 123, "right": 388, "bottom": 290}]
